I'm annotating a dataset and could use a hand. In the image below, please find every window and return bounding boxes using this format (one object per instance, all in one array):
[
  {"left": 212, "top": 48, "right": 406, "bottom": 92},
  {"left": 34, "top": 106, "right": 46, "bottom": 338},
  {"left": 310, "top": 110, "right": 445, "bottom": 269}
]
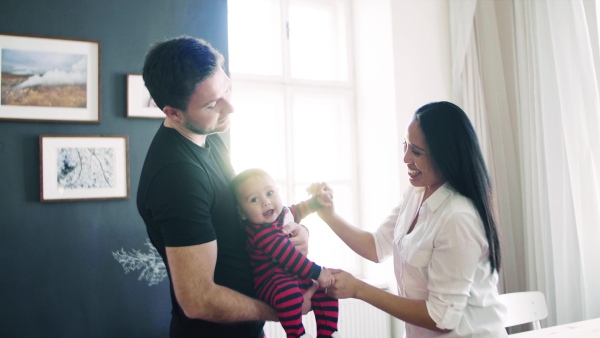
[{"left": 227, "top": 0, "right": 360, "bottom": 274}]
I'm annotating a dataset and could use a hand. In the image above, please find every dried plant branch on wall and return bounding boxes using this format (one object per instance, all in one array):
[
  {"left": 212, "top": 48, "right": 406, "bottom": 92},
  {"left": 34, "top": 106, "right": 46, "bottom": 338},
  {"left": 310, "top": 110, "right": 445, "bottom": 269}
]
[{"left": 113, "top": 238, "right": 166, "bottom": 286}]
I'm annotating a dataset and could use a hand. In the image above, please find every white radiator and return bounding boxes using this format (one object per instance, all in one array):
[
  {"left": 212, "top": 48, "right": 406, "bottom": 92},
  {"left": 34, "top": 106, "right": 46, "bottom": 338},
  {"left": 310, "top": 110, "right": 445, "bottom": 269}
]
[{"left": 263, "top": 298, "right": 392, "bottom": 338}]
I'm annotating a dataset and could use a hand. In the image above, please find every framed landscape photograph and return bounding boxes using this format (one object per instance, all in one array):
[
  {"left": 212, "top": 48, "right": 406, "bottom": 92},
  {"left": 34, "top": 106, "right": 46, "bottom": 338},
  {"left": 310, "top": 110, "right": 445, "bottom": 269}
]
[
  {"left": 40, "top": 135, "right": 129, "bottom": 202},
  {"left": 0, "top": 33, "right": 100, "bottom": 123},
  {"left": 126, "top": 74, "right": 164, "bottom": 118}
]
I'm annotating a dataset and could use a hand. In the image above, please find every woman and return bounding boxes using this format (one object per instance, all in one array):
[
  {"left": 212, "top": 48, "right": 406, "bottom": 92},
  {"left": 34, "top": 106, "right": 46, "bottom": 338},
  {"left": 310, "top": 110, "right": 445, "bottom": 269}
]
[{"left": 316, "top": 101, "right": 507, "bottom": 337}]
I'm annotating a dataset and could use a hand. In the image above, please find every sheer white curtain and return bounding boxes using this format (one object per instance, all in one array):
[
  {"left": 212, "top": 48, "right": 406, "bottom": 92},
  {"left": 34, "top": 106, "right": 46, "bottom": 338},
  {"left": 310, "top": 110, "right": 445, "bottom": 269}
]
[
  {"left": 450, "top": 0, "right": 600, "bottom": 328},
  {"left": 513, "top": 0, "right": 600, "bottom": 325},
  {"left": 448, "top": 0, "right": 524, "bottom": 297}
]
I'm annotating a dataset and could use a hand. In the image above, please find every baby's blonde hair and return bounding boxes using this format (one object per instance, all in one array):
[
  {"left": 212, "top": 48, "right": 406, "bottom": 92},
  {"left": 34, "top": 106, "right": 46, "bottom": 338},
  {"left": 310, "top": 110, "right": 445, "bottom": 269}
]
[{"left": 230, "top": 168, "right": 271, "bottom": 203}]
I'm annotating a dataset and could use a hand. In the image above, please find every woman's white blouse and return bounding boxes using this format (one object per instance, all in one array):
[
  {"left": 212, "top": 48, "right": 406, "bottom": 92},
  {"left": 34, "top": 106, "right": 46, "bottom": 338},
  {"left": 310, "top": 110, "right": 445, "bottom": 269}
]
[{"left": 373, "top": 183, "right": 507, "bottom": 337}]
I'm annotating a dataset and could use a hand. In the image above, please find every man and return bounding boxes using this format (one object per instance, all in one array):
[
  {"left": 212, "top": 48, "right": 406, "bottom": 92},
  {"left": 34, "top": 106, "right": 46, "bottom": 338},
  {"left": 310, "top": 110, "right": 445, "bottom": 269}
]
[{"left": 137, "top": 36, "right": 313, "bottom": 337}]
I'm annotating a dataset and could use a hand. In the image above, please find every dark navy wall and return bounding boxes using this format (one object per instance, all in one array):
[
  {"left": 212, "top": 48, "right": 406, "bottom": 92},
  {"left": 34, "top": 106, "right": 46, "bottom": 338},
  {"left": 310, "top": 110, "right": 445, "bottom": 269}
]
[{"left": 0, "top": 1, "right": 228, "bottom": 337}]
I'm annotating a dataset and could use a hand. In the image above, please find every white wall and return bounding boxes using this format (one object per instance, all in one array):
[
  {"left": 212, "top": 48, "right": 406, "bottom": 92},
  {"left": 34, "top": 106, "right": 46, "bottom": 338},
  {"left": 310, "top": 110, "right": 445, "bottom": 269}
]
[
  {"left": 391, "top": 0, "right": 452, "bottom": 183},
  {"left": 351, "top": 0, "right": 400, "bottom": 284},
  {"left": 354, "top": 0, "right": 452, "bottom": 262},
  {"left": 352, "top": 1, "right": 451, "bottom": 336},
  {"left": 351, "top": 0, "right": 452, "bottom": 274}
]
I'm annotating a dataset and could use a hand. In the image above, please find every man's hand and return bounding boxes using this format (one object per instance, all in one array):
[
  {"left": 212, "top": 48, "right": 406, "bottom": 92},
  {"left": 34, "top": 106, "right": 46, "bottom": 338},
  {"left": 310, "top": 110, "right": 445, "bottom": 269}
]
[
  {"left": 281, "top": 221, "right": 309, "bottom": 255},
  {"left": 302, "top": 281, "right": 318, "bottom": 315}
]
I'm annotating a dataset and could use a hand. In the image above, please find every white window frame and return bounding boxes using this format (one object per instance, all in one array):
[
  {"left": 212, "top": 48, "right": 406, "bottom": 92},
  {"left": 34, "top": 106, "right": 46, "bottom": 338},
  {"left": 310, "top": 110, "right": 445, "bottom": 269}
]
[{"left": 228, "top": 0, "right": 365, "bottom": 276}]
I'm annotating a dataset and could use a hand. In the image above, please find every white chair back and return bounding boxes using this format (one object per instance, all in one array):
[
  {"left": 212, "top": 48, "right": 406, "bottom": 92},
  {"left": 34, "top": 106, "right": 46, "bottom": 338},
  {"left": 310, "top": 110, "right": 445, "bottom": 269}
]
[{"left": 499, "top": 291, "right": 548, "bottom": 330}]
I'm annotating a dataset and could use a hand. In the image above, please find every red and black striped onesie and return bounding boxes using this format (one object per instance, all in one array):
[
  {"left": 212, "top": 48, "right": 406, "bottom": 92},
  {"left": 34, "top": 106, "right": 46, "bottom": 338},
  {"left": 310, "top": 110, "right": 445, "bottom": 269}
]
[{"left": 245, "top": 199, "right": 339, "bottom": 338}]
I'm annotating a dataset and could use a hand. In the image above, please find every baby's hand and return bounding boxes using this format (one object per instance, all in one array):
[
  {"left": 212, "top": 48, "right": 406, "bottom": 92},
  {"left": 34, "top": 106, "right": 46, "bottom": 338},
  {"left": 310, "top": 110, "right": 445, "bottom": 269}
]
[
  {"left": 316, "top": 268, "right": 335, "bottom": 288},
  {"left": 306, "top": 182, "right": 334, "bottom": 208}
]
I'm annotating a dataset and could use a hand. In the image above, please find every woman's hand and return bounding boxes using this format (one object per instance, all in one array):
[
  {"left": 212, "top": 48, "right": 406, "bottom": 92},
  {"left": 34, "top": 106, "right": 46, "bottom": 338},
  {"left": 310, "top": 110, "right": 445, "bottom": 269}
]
[
  {"left": 282, "top": 221, "right": 309, "bottom": 255},
  {"left": 326, "top": 269, "right": 361, "bottom": 299}
]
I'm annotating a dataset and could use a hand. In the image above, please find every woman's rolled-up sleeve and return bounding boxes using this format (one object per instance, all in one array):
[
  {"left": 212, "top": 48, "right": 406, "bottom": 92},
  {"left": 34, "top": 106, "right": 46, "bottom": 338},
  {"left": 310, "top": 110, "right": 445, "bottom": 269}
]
[{"left": 425, "top": 211, "right": 488, "bottom": 330}]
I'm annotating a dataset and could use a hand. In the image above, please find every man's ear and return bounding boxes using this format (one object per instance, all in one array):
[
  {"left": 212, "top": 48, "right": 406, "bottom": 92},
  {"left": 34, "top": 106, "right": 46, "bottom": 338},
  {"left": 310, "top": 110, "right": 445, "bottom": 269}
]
[
  {"left": 163, "top": 106, "right": 181, "bottom": 120},
  {"left": 236, "top": 205, "right": 246, "bottom": 220}
]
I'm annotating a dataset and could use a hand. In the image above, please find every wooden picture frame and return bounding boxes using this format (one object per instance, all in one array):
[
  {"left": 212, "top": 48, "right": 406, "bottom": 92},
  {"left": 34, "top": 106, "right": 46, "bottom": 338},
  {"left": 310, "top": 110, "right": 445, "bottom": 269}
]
[
  {"left": 40, "top": 135, "right": 129, "bottom": 202},
  {"left": 0, "top": 33, "right": 100, "bottom": 123},
  {"left": 126, "top": 74, "right": 164, "bottom": 118}
]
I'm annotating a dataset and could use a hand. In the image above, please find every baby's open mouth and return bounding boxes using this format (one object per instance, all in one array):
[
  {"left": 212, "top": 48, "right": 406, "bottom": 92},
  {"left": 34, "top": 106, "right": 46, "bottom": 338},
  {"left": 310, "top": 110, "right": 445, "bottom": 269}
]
[{"left": 263, "top": 209, "right": 275, "bottom": 217}]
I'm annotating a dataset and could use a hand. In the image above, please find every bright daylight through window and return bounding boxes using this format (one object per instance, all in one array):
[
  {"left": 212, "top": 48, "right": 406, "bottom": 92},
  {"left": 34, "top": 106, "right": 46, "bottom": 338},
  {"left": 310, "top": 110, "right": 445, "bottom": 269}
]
[{"left": 227, "top": 0, "right": 360, "bottom": 274}]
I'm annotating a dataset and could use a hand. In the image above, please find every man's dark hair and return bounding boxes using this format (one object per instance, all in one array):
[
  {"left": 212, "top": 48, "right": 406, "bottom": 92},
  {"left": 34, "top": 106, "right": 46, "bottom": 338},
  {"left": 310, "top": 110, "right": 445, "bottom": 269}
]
[
  {"left": 142, "top": 36, "right": 224, "bottom": 111},
  {"left": 414, "top": 101, "right": 502, "bottom": 273}
]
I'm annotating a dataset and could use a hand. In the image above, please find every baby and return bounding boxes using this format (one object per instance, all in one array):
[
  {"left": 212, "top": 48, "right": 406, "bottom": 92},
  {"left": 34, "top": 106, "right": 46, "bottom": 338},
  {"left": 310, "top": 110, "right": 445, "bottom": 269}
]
[{"left": 231, "top": 168, "right": 341, "bottom": 338}]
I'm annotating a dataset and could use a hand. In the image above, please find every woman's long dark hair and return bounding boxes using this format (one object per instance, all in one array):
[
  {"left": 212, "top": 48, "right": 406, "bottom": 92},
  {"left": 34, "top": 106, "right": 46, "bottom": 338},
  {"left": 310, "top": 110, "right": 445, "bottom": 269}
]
[{"left": 415, "top": 101, "right": 501, "bottom": 273}]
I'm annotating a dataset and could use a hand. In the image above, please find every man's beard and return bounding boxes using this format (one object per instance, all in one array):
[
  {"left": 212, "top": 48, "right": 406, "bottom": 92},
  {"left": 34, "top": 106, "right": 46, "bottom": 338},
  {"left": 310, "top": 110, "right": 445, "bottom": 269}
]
[
  {"left": 183, "top": 120, "right": 210, "bottom": 135},
  {"left": 183, "top": 119, "right": 228, "bottom": 136}
]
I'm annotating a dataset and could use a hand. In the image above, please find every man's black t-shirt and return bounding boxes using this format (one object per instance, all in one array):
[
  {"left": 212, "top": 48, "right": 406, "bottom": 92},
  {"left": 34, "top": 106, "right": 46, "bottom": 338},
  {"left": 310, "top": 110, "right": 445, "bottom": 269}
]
[{"left": 137, "top": 123, "right": 263, "bottom": 337}]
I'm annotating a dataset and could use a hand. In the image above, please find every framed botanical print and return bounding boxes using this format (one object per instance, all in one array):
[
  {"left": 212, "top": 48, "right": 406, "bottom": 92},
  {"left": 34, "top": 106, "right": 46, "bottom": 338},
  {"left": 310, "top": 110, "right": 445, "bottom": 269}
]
[{"left": 40, "top": 135, "right": 129, "bottom": 201}]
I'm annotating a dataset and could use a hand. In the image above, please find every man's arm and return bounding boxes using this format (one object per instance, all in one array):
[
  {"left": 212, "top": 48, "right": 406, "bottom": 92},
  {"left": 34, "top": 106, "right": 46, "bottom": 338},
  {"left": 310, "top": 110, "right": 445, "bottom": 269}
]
[{"left": 166, "top": 240, "right": 278, "bottom": 322}]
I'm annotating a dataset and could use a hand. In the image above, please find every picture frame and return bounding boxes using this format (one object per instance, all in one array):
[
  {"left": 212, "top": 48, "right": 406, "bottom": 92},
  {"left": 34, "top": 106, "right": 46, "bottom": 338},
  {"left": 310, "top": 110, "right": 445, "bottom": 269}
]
[
  {"left": 126, "top": 73, "right": 164, "bottom": 118},
  {"left": 40, "top": 135, "right": 129, "bottom": 202},
  {"left": 0, "top": 33, "right": 100, "bottom": 123}
]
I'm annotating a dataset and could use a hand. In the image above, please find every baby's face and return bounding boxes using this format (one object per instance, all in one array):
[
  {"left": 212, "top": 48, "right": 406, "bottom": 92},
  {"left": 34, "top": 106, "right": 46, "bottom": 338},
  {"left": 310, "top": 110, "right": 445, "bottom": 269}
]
[{"left": 236, "top": 174, "right": 283, "bottom": 224}]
